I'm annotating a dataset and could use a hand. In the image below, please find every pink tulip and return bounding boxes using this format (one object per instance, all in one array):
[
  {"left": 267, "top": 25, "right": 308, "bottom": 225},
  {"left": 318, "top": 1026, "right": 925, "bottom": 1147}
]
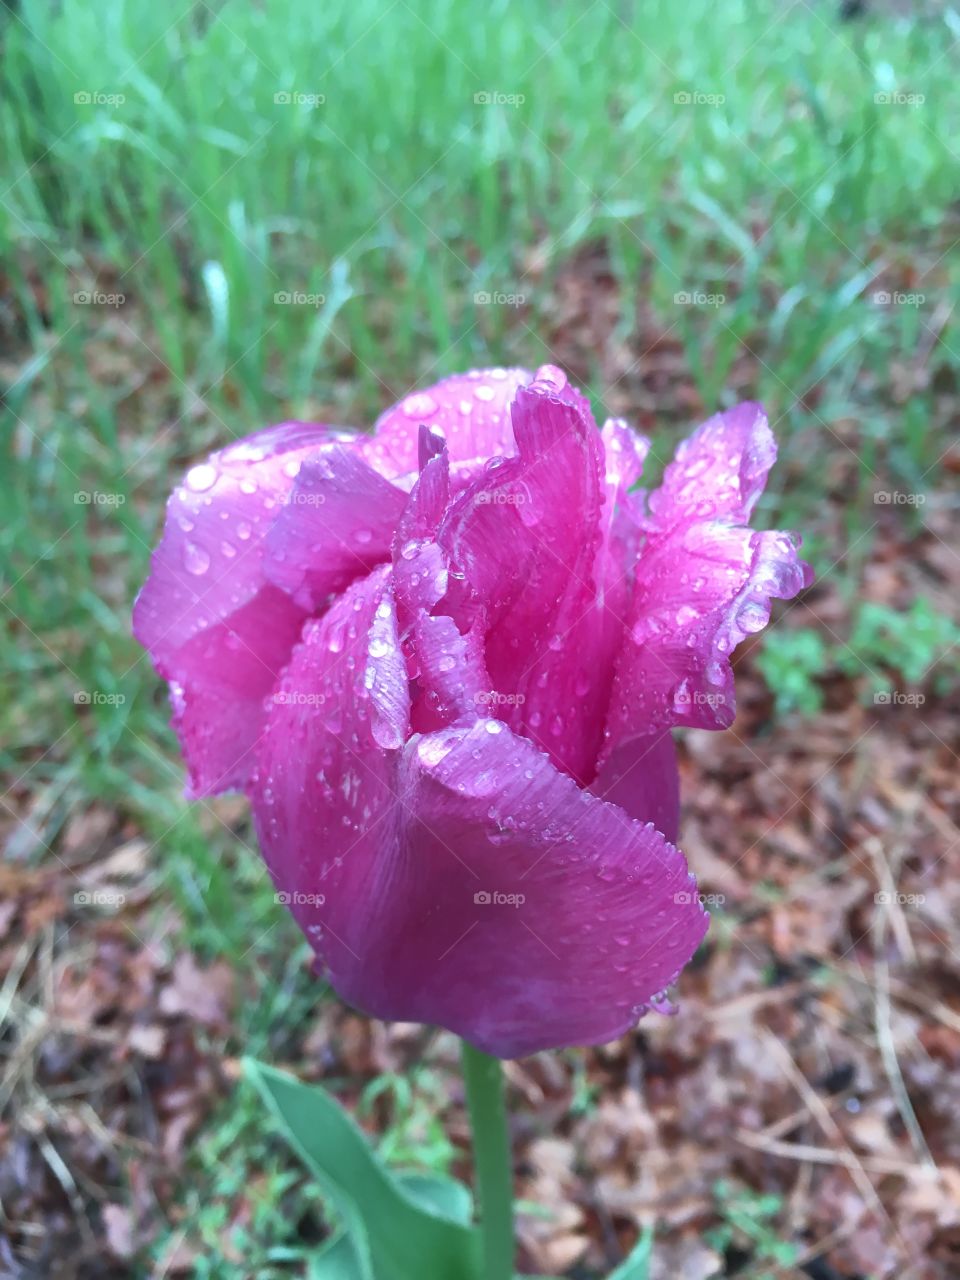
[{"left": 134, "top": 365, "right": 810, "bottom": 1058}]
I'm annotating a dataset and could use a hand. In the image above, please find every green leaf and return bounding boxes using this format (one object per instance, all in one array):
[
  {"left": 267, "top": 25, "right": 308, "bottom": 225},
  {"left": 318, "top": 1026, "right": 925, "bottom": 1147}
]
[
  {"left": 244, "top": 1058, "right": 483, "bottom": 1280},
  {"left": 606, "top": 1226, "right": 654, "bottom": 1279}
]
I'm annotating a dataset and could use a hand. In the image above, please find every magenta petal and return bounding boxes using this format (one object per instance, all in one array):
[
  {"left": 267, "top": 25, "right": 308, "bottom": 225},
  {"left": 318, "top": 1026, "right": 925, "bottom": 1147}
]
[
  {"left": 263, "top": 446, "right": 408, "bottom": 611},
  {"left": 602, "top": 403, "right": 810, "bottom": 759},
  {"left": 391, "top": 444, "right": 452, "bottom": 618},
  {"left": 409, "top": 613, "right": 489, "bottom": 731},
  {"left": 133, "top": 422, "right": 355, "bottom": 794},
  {"left": 436, "top": 370, "right": 616, "bottom": 782},
  {"left": 363, "top": 367, "right": 535, "bottom": 482},
  {"left": 162, "top": 587, "right": 307, "bottom": 797},
  {"left": 590, "top": 732, "right": 680, "bottom": 845},
  {"left": 250, "top": 564, "right": 410, "bottom": 960},
  {"left": 599, "top": 416, "right": 649, "bottom": 566},
  {"left": 356, "top": 719, "right": 706, "bottom": 1058}
]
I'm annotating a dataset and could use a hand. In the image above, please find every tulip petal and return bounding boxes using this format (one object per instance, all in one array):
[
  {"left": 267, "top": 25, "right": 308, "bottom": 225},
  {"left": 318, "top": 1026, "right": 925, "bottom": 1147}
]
[
  {"left": 410, "top": 613, "right": 489, "bottom": 731},
  {"left": 250, "top": 564, "right": 410, "bottom": 965},
  {"left": 133, "top": 422, "right": 357, "bottom": 795},
  {"left": 357, "top": 719, "right": 705, "bottom": 1058},
  {"left": 263, "top": 445, "right": 408, "bottom": 612},
  {"left": 391, "top": 441, "right": 452, "bottom": 618},
  {"left": 602, "top": 403, "right": 811, "bottom": 760},
  {"left": 437, "top": 369, "right": 617, "bottom": 783},
  {"left": 363, "top": 367, "right": 535, "bottom": 482},
  {"left": 590, "top": 732, "right": 680, "bottom": 844}
]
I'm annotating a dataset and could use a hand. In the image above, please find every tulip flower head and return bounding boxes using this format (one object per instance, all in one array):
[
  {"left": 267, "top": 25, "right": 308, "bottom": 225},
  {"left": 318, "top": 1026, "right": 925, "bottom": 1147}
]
[{"left": 134, "top": 365, "right": 810, "bottom": 1058}]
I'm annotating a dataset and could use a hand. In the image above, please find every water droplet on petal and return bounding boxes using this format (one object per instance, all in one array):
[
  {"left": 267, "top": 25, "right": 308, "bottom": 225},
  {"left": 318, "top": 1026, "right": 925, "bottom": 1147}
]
[
  {"left": 185, "top": 463, "right": 217, "bottom": 492},
  {"left": 403, "top": 392, "right": 438, "bottom": 418},
  {"left": 184, "top": 542, "right": 210, "bottom": 575}
]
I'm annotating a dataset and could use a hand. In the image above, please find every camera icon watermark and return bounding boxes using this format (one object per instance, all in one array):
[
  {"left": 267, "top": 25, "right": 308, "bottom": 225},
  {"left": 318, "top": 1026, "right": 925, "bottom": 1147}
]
[
  {"left": 674, "top": 688, "right": 726, "bottom": 708},
  {"left": 273, "top": 91, "right": 325, "bottom": 107},
  {"left": 674, "top": 891, "right": 725, "bottom": 907},
  {"left": 74, "top": 888, "right": 126, "bottom": 908},
  {"left": 73, "top": 290, "right": 125, "bottom": 308},
  {"left": 274, "top": 291, "right": 326, "bottom": 307},
  {"left": 273, "top": 690, "right": 327, "bottom": 707},
  {"left": 283, "top": 488, "right": 326, "bottom": 507},
  {"left": 874, "top": 91, "right": 924, "bottom": 107},
  {"left": 474, "top": 690, "right": 526, "bottom": 708},
  {"left": 473, "top": 90, "right": 525, "bottom": 107},
  {"left": 474, "top": 889, "right": 526, "bottom": 907},
  {"left": 473, "top": 290, "right": 526, "bottom": 307},
  {"left": 74, "top": 490, "right": 126, "bottom": 506},
  {"left": 873, "top": 490, "right": 925, "bottom": 506},
  {"left": 873, "top": 690, "right": 925, "bottom": 706},
  {"left": 674, "top": 90, "right": 725, "bottom": 106},
  {"left": 475, "top": 489, "right": 527, "bottom": 505},
  {"left": 74, "top": 91, "right": 125, "bottom": 106},
  {"left": 871, "top": 290, "right": 924, "bottom": 307},
  {"left": 674, "top": 290, "right": 726, "bottom": 308}
]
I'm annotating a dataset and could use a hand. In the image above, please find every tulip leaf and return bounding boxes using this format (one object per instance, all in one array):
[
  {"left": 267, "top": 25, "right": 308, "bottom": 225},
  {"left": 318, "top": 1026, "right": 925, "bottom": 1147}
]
[
  {"left": 606, "top": 1226, "right": 654, "bottom": 1279},
  {"left": 306, "top": 1173, "right": 474, "bottom": 1279},
  {"left": 244, "top": 1058, "right": 483, "bottom": 1280}
]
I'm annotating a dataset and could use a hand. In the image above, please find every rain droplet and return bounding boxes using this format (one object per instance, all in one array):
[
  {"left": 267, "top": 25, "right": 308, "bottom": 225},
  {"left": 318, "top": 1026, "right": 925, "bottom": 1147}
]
[
  {"left": 184, "top": 543, "right": 210, "bottom": 575},
  {"left": 403, "top": 392, "right": 438, "bottom": 418},
  {"left": 185, "top": 463, "right": 217, "bottom": 492}
]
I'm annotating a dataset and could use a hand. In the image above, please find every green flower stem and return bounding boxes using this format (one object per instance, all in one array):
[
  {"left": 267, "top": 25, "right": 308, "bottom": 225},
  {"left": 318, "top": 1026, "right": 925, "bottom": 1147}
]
[{"left": 461, "top": 1039, "right": 515, "bottom": 1280}]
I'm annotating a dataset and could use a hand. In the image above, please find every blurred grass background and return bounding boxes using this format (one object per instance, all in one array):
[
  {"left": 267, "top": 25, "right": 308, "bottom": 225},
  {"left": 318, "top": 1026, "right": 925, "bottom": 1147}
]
[{"left": 1, "top": 0, "right": 958, "bottom": 1272}]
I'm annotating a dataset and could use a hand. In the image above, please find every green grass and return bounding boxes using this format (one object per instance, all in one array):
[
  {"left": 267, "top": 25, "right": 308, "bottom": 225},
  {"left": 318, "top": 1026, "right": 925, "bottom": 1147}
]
[{"left": 2, "top": 0, "right": 959, "bottom": 1271}]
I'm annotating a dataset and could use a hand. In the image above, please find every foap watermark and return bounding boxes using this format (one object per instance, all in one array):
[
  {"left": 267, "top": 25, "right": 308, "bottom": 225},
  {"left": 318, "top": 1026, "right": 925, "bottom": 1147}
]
[
  {"left": 874, "top": 91, "right": 924, "bottom": 107},
  {"left": 474, "top": 890, "right": 525, "bottom": 907},
  {"left": 74, "top": 290, "right": 125, "bottom": 308},
  {"left": 273, "top": 690, "right": 327, "bottom": 707},
  {"left": 276, "top": 891, "right": 326, "bottom": 906},
  {"left": 875, "top": 891, "right": 925, "bottom": 907},
  {"left": 474, "top": 290, "right": 526, "bottom": 308},
  {"left": 473, "top": 90, "right": 525, "bottom": 107},
  {"left": 674, "top": 891, "right": 726, "bottom": 907},
  {"left": 475, "top": 489, "right": 527, "bottom": 506},
  {"left": 283, "top": 488, "right": 326, "bottom": 507},
  {"left": 872, "top": 290, "right": 925, "bottom": 308},
  {"left": 75, "top": 889, "right": 126, "bottom": 908},
  {"left": 274, "top": 291, "right": 326, "bottom": 307},
  {"left": 674, "top": 90, "right": 725, "bottom": 107},
  {"left": 474, "top": 690, "right": 526, "bottom": 708},
  {"left": 74, "top": 91, "right": 125, "bottom": 106},
  {"left": 74, "top": 490, "right": 126, "bottom": 507},
  {"left": 874, "top": 490, "right": 925, "bottom": 506},
  {"left": 675, "top": 689, "right": 726, "bottom": 709},
  {"left": 74, "top": 690, "right": 126, "bottom": 706},
  {"left": 273, "top": 91, "right": 325, "bottom": 107},
  {"left": 874, "top": 690, "right": 925, "bottom": 707},
  {"left": 674, "top": 290, "right": 726, "bottom": 308}
]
